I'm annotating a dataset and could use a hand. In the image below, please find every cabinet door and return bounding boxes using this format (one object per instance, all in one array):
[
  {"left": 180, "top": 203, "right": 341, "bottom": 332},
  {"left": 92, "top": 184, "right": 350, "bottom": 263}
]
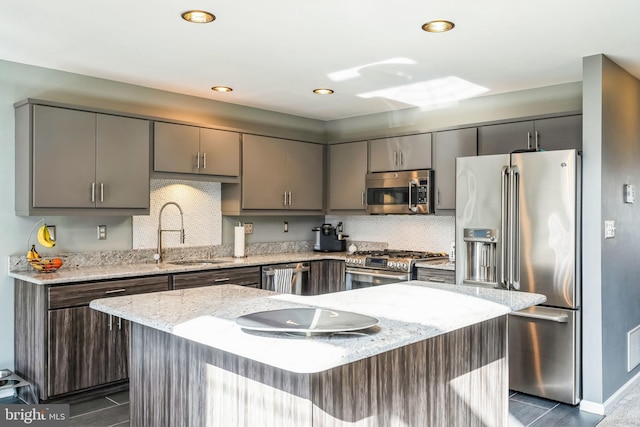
[
  {"left": 369, "top": 137, "right": 398, "bottom": 172},
  {"left": 32, "top": 105, "right": 96, "bottom": 208},
  {"left": 433, "top": 128, "right": 477, "bottom": 211},
  {"left": 397, "top": 133, "right": 432, "bottom": 170},
  {"left": 96, "top": 115, "right": 150, "bottom": 208},
  {"left": 416, "top": 268, "right": 455, "bottom": 284},
  {"left": 533, "top": 115, "right": 582, "bottom": 151},
  {"left": 173, "top": 267, "right": 261, "bottom": 289},
  {"left": 48, "top": 307, "right": 127, "bottom": 396},
  {"left": 478, "top": 121, "right": 533, "bottom": 155},
  {"left": 154, "top": 122, "right": 200, "bottom": 174},
  {"left": 285, "top": 141, "right": 323, "bottom": 210},
  {"left": 308, "top": 260, "right": 346, "bottom": 295},
  {"left": 329, "top": 141, "right": 367, "bottom": 210},
  {"left": 242, "top": 135, "right": 286, "bottom": 209},
  {"left": 199, "top": 128, "right": 240, "bottom": 176}
]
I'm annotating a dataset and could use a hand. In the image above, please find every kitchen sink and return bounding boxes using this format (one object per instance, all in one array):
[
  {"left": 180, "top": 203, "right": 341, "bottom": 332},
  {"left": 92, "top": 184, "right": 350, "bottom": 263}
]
[{"left": 167, "top": 260, "right": 226, "bottom": 265}]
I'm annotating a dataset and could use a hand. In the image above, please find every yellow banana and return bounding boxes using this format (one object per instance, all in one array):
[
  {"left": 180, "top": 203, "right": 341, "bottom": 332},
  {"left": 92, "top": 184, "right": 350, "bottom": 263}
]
[
  {"left": 37, "top": 224, "right": 55, "bottom": 248},
  {"left": 27, "top": 244, "right": 40, "bottom": 261}
]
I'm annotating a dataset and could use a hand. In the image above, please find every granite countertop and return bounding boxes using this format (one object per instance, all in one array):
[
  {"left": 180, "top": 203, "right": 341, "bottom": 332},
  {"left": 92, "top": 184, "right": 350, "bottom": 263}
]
[
  {"left": 89, "top": 281, "right": 545, "bottom": 373},
  {"left": 8, "top": 251, "right": 347, "bottom": 285},
  {"left": 414, "top": 258, "right": 455, "bottom": 271}
]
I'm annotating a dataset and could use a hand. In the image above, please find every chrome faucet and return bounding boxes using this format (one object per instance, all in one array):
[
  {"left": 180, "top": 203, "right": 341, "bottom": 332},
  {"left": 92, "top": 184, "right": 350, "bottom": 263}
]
[{"left": 154, "top": 202, "right": 185, "bottom": 264}]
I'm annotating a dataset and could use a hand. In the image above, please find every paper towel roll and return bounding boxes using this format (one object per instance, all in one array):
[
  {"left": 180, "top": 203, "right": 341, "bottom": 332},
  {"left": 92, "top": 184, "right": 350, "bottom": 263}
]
[{"left": 234, "top": 226, "right": 245, "bottom": 258}]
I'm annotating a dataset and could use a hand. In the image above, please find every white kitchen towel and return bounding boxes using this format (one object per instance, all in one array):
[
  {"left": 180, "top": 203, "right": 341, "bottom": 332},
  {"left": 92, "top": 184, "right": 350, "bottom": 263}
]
[{"left": 273, "top": 268, "right": 293, "bottom": 293}]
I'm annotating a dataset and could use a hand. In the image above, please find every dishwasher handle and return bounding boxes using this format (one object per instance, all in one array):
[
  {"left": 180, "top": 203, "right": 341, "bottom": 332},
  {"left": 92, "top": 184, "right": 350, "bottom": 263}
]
[{"left": 263, "top": 266, "right": 310, "bottom": 276}]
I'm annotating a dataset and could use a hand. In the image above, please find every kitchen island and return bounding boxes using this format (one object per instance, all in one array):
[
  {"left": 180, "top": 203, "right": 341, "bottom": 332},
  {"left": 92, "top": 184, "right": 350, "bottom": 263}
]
[{"left": 90, "top": 281, "right": 545, "bottom": 426}]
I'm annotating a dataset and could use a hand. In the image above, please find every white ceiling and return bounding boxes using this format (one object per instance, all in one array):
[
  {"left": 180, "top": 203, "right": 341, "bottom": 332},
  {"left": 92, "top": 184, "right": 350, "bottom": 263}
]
[{"left": 2, "top": 0, "right": 639, "bottom": 121}]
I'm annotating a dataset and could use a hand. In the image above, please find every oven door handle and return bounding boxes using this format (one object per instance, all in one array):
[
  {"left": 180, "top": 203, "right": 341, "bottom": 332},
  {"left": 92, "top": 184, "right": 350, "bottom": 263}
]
[{"left": 345, "top": 268, "right": 410, "bottom": 280}]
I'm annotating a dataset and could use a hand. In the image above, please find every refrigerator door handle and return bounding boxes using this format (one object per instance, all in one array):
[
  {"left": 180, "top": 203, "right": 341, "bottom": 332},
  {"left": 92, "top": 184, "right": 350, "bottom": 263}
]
[
  {"left": 508, "top": 166, "right": 520, "bottom": 290},
  {"left": 500, "top": 166, "right": 510, "bottom": 287},
  {"left": 510, "top": 310, "right": 569, "bottom": 323}
]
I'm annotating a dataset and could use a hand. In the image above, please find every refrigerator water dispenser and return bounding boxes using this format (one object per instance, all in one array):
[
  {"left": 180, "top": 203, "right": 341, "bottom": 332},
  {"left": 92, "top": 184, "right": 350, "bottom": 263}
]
[{"left": 463, "top": 228, "right": 497, "bottom": 285}]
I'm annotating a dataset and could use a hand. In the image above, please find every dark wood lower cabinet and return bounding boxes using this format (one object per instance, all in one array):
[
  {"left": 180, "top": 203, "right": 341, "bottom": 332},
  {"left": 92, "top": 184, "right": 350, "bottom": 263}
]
[
  {"left": 14, "top": 275, "right": 169, "bottom": 401},
  {"left": 308, "top": 260, "right": 345, "bottom": 295},
  {"left": 172, "top": 266, "right": 261, "bottom": 290},
  {"left": 47, "top": 307, "right": 128, "bottom": 397}
]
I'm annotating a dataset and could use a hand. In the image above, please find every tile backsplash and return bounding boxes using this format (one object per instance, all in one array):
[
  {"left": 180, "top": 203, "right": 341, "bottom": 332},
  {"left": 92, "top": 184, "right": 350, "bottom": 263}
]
[
  {"left": 133, "top": 179, "right": 222, "bottom": 250},
  {"left": 325, "top": 215, "right": 455, "bottom": 253}
]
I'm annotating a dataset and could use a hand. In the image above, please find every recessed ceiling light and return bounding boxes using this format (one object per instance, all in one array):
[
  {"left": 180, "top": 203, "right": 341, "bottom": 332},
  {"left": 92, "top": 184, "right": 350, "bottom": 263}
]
[
  {"left": 181, "top": 10, "right": 216, "bottom": 23},
  {"left": 211, "top": 86, "right": 233, "bottom": 92},
  {"left": 422, "top": 20, "right": 455, "bottom": 33},
  {"left": 313, "top": 88, "right": 334, "bottom": 95}
]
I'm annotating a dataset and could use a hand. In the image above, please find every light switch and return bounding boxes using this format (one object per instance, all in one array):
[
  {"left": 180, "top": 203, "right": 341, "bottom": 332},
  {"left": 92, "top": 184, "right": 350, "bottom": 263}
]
[{"left": 604, "top": 220, "right": 616, "bottom": 239}]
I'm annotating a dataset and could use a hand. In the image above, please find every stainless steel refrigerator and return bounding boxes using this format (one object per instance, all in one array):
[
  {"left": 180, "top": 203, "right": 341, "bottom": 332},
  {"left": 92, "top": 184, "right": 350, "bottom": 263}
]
[{"left": 455, "top": 149, "right": 581, "bottom": 405}]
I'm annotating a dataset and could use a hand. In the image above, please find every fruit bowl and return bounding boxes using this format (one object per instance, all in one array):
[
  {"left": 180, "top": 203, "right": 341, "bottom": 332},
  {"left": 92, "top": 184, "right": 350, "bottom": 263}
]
[{"left": 28, "top": 257, "right": 64, "bottom": 273}]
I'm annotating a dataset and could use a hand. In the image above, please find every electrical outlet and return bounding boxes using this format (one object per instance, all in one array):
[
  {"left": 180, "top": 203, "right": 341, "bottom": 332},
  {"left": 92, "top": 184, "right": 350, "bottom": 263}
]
[
  {"left": 97, "top": 225, "right": 107, "bottom": 240},
  {"left": 604, "top": 220, "right": 616, "bottom": 239},
  {"left": 244, "top": 223, "right": 253, "bottom": 234},
  {"left": 284, "top": 221, "right": 289, "bottom": 232}
]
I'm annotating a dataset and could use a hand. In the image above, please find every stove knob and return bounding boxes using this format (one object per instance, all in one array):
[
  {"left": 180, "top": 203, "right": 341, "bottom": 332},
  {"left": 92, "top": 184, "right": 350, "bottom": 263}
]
[{"left": 400, "top": 262, "right": 409, "bottom": 271}]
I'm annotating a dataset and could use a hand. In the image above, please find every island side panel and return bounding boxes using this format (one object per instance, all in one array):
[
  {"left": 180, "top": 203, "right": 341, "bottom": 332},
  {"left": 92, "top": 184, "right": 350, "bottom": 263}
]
[
  {"left": 128, "top": 316, "right": 507, "bottom": 426},
  {"left": 311, "top": 315, "right": 508, "bottom": 427},
  {"left": 128, "top": 323, "right": 313, "bottom": 426}
]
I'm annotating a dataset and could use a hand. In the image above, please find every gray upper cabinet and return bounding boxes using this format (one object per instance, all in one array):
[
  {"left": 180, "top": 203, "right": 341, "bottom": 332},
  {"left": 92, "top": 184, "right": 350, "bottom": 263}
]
[
  {"left": 478, "top": 115, "right": 582, "bottom": 155},
  {"left": 154, "top": 122, "right": 240, "bottom": 177},
  {"left": 15, "top": 102, "right": 150, "bottom": 215},
  {"left": 328, "top": 141, "right": 368, "bottom": 211},
  {"left": 433, "top": 128, "right": 477, "bottom": 211},
  {"left": 241, "top": 134, "right": 323, "bottom": 211},
  {"left": 369, "top": 133, "right": 432, "bottom": 172}
]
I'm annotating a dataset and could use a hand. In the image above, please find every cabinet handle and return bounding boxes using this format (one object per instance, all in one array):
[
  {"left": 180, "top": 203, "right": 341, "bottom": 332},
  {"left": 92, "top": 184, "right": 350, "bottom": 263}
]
[
  {"left": 399, "top": 150, "right": 404, "bottom": 167},
  {"left": 436, "top": 189, "right": 440, "bottom": 206},
  {"left": 288, "top": 191, "right": 292, "bottom": 206},
  {"left": 527, "top": 132, "right": 532, "bottom": 149},
  {"left": 214, "top": 277, "right": 230, "bottom": 282},
  {"left": 100, "top": 183, "right": 104, "bottom": 203},
  {"left": 203, "top": 152, "right": 207, "bottom": 169},
  {"left": 91, "top": 182, "right": 96, "bottom": 203},
  {"left": 105, "top": 288, "right": 127, "bottom": 294},
  {"left": 108, "top": 314, "right": 113, "bottom": 331},
  {"left": 426, "top": 277, "right": 446, "bottom": 283},
  {"left": 394, "top": 151, "right": 398, "bottom": 167},
  {"left": 361, "top": 191, "right": 365, "bottom": 206},
  {"left": 535, "top": 131, "right": 540, "bottom": 151},
  {"left": 196, "top": 152, "right": 200, "bottom": 169},
  {"left": 283, "top": 191, "right": 287, "bottom": 206},
  {"left": 117, "top": 317, "right": 122, "bottom": 330}
]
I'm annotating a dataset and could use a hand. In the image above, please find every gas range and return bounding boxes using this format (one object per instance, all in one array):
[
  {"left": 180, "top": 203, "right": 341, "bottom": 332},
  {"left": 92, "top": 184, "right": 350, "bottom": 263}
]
[{"left": 345, "top": 250, "right": 448, "bottom": 273}]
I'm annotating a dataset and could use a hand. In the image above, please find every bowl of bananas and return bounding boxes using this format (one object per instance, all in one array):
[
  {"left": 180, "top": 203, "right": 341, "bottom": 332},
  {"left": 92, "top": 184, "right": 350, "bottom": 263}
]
[{"left": 25, "top": 219, "right": 63, "bottom": 273}]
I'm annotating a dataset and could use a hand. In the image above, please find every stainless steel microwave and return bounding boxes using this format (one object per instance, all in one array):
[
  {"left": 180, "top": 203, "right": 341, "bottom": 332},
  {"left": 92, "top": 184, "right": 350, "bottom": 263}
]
[{"left": 365, "top": 170, "right": 435, "bottom": 214}]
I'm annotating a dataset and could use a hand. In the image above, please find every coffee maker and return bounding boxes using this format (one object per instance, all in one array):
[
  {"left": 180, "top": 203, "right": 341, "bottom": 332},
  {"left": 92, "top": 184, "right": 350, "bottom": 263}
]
[{"left": 312, "top": 223, "right": 347, "bottom": 252}]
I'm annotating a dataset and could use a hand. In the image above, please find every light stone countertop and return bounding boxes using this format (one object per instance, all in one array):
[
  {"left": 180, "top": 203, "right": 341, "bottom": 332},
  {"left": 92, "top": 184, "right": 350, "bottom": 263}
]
[
  {"left": 89, "top": 281, "right": 545, "bottom": 374},
  {"left": 8, "top": 251, "right": 347, "bottom": 285}
]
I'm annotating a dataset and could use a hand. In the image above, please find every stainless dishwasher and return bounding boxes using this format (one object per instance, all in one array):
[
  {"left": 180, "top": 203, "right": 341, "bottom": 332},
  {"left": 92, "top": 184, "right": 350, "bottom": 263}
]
[{"left": 261, "top": 262, "right": 309, "bottom": 295}]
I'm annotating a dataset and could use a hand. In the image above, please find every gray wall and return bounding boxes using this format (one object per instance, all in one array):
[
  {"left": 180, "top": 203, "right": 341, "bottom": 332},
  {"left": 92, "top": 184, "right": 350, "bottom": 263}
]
[{"left": 583, "top": 55, "right": 640, "bottom": 403}]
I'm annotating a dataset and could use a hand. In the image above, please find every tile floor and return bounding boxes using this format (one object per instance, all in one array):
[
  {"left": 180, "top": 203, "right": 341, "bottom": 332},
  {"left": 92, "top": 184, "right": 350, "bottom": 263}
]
[{"left": 1, "top": 389, "right": 606, "bottom": 426}]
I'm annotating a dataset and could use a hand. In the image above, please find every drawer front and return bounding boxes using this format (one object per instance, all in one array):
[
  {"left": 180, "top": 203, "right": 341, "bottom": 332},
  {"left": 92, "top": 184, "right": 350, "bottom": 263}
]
[
  {"left": 173, "top": 266, "right": 261, "bottom": 290},
  {"left": 416, "top": 268, "right": 455, "bottom": 284},
  {"left": 48, "top": 276, "right": 169, "bottom": 309}
]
